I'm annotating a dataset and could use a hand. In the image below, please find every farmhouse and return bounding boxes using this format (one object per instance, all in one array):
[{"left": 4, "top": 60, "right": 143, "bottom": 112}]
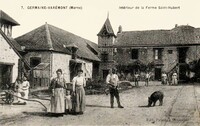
[
  {"left": 98, "top": 17, "right": 200, "bottom": 82},
  {"left": 14, "top": 23, "right": 100, "bottom": 88},
  {"left": 0, "top": 10, "right": 29, "bottom": 90}
]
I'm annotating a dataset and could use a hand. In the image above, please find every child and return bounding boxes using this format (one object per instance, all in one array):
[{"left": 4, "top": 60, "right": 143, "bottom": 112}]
[
  {"left": 15, "top": 78, "right": 24, "bottom": 103},
  {"left": 65, "top": 90, "right": 72, "bottom": 114}
]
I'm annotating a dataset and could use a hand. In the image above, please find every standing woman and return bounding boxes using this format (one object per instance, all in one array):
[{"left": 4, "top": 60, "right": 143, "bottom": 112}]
[
  {"left": 161, "top": 72, "right": 168, "bottom": 85},
  {"left": 15, "top": 78, "right": 24, "bottom": 103},
  {"left": 72, "top": 69, "right": 86, "bottom": 115},
  {"left": 49, "top": 69, "right": 67, "bottom": 116},
  {"left": 21, "top": 76, "right": 30, "bottom": 104},
  {"left": 172, "top": 71, "right": 178, "bottom": 85}
]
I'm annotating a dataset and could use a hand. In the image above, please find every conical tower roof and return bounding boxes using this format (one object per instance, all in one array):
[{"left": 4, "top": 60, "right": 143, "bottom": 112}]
[
  {"left": 0, "top": 10, "right": 19, "bottom": 26},
  {"left": 97, "top": 17, "right": 115, "bottom": 37}
]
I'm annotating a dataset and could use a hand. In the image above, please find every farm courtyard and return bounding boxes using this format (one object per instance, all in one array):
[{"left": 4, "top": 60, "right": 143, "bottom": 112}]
[{"left": 1, "top": 81, "right": 200, "bottom": 126}]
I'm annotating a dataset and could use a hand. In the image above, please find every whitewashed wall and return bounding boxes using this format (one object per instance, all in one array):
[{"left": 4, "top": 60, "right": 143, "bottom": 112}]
[
  {"left": 52, "top": 52, "right": 71, "bottom": 83},
  {"left": 0, "top": 33, "right": 19, "bottom": 83},
  {"left": 77, "top": 59, "right": 93, "bottom": 80}
]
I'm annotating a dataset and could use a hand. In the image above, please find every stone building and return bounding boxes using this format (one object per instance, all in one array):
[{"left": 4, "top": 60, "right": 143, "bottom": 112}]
[
  {"left": 14, "top": 23, "right": 100, "bottom": 88},
  {"left": 97, "top": 17, "right": 116, "bottom": 80},
  {"left": 0, "top": 10, "right": 29, "bottom": 90},
  {"left": 98, "top": 17, "right": 200, "bottom": 82}
]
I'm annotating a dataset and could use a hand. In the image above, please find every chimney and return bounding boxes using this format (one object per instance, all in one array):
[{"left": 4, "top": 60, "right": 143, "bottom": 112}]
[
  {"left": 118, "top": 25, "right": 122, "bottom": 34},
  {"left": 175, "top": 24, "right": 178, "bottom": 28},
  {"left": 21, "top": 46, "right": 25, "bottom": 51}
]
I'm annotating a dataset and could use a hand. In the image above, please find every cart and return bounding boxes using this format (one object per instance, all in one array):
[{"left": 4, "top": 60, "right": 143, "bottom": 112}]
[{"left": 0, "top": 83, "right": 15, "bottom": 104}]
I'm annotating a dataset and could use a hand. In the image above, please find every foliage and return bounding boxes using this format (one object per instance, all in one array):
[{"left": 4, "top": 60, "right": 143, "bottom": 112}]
[{"left": 187, "top": 59, "right": 200, "bottom": 81}]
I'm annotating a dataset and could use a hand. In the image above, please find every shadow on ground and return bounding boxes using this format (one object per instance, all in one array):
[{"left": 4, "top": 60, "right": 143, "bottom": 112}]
[
  {"left": 86, "top": 104, "right": 110, "bottom": 108},
  {"left": 138, "top": 105, "right": 149, "bottom": 108}
]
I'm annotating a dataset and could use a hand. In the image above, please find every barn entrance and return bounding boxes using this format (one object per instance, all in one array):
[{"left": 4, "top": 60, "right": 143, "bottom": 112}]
[
  {"left": 178, "top": 47, "right": 188, "bottom": 82},
  {"left": 155, "top": 68, "right": 161, "bottom": 81},
  {"left": 102, "top": 69, "right": 109, "bottom": 81},
  {"left": 0, "top": 64, "right": 13, "bottom": 90}
]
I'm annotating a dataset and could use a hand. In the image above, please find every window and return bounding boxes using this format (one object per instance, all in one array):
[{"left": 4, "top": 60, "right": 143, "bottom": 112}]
[
  {"left": 131, "top": 49, "right": 139, "bottom": 59},
  {"left": 154, "top": 49, "right": 162, "bottom": 60},
  {"left": 168, "top": 50, "right": 173, "bottom": 54},
  {"left": 101, "top": 52, "right": 108, "bottom": 62},
  {"left": 30, "top": 57, "right": 41, "bottom": 67},
  {"left": 155, "top": 50, "right": 158, "bottom": 59}
]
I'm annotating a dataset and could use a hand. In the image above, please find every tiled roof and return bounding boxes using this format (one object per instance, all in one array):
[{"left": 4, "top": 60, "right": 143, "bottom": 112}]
[
  {"left": 115, "top": 25, "right": 200, "bottom": 47},
  {"left": 0, "top": 10, "right": 19, "bottom": 26},
  {"left": 97, "top": 18, "right": 115, "bottom": 37},
  {"left": 0, "top": 29, "right": 30, "bottom": 68},
  {"left": 15, "top": 23, "right": 100, "bottom": 61}
]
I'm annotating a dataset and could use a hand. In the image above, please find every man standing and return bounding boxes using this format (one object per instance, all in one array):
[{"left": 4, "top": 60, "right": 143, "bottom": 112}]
[
  {"left": 145, "top": 72, "right": 150, "bottom": 86},
  {"left": 106, "top": 69, "right": 124, "bottom": 108},
  {"left": 134, "top": 72, "right": 140, "bottom": 87}
]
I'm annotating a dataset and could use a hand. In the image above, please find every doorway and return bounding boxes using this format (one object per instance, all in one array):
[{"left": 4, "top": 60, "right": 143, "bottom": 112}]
[
  {"left": 69, "top": 60, "right": 82, "bottom": 81},
  {"left": 178, "top": 47, "right": 188, "bottom": 63},
  {"left": 0, "top": 64, "right": 13, "bottom": 90},
  {"left": 178, "top": 47, "right": 188, "bottom": 81},
  {"left": 155, "top": 68, "right": 161, "bottom": 81},
  {"left": 102, "top": 70, "right": 109, "bottom": 81}
]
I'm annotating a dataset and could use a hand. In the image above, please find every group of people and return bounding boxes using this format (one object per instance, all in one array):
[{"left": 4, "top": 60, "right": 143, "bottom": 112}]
[
  {"left": 13, "top": 68, "right": 178, "bottom": 117},
  {"left": 49, "top": 69, "right": 86, "bottom": 116},
  {"left": 161, "top": 71, "right": 178, "bottom": 85},
  {"left": 15, "top": 76, "right": 30, "bottom": 105},
  {"left": 49, "top": 68, "right": 124, "bottom": 117},
  {"left": 126, "top": 71, "right": 178, "bottom": 86}
]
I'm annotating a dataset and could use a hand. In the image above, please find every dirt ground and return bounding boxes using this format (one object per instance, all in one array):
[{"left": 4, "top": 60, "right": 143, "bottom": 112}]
[{"left": 1, "top": 81, "right": 200, "bottom": 126}]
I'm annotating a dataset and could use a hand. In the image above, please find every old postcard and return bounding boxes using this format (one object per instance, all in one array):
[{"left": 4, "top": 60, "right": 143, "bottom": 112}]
[{"left": 0, "top": 0, "right": 200, "bottom": 125}]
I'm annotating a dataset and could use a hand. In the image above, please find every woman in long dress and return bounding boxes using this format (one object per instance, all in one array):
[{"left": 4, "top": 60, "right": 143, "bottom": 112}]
[
  {"left": 21, "top": 76, "right": 30, "bottom": 103},
  {"left": 161, "top": 72, "right": 168, "bottom": 85},
  {"left": 72, "top": 69, "right": 86, "bottom": 115},
  {"left": 15, "top": 78, "right": 24, "bottom": 103},
  {"left": 49, "top": 69, "right": 67, "bottom": 116},
  {"left": 172, "top": 71, "right": 178, "bottom": 85}
]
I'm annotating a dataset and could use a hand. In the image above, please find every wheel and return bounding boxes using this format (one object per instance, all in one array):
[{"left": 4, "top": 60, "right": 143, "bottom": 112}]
[{"left": 5, "top": 91, "right": 14, "bottom": 104}]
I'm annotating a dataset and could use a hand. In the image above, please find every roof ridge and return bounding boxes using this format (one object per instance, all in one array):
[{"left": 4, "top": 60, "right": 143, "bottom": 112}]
[
  {"left": 45, "top": 22, "right": 54, "bottom": 50},
  {"left": 48, "top": 24, "right": 97, "bottom": 44},
  {"left": 122, "top": 29, "right": 170, "bottom": 33},
  {"left": 0, "top": 29, "right": 31, "bottom": 69}
]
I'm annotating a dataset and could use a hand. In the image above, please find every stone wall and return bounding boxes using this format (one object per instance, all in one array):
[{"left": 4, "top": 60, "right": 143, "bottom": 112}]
[
  {"left": 186, "top": 45, "right": 200, "bottom": 63},
  {"left": 52, "top": 52, "right": 71, "bottom": 82},
  {"left": 162, "top": 47, "right": 178, "bottom": 72},
  {"left": 0, "top": 33, "right": 19, "bottom": 83}
]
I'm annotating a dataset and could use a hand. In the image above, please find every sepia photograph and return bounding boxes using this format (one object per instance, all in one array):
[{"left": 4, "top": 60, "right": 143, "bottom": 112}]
[{"left": 0, "top": 0, "right": 200, "bottom": 125}]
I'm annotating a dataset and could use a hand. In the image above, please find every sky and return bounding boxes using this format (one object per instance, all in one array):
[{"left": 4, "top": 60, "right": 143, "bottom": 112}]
[{"left": 0, "top": 0, "right": 200, "bottom": 43}]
